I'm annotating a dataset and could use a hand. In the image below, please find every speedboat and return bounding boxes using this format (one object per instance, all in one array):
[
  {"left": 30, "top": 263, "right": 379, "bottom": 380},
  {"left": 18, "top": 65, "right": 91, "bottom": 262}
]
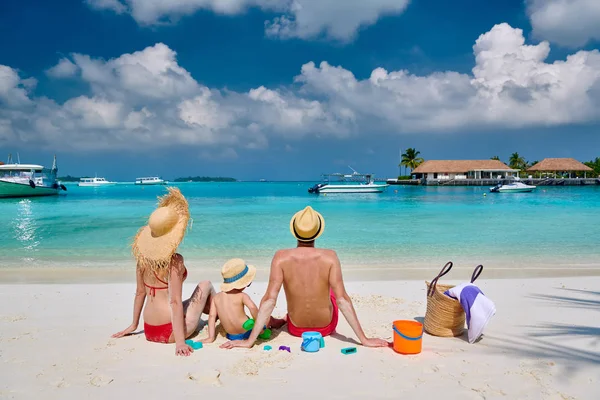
[
  {"left": 78, "top": 176, "right": 116, "bottom": 187},
  {"left": 308, "top": 167, "right": 389, "bottom": 194},
  {"left": 490, "top": 177, "right": 536, "bottom": 193},
  {"left": 0, "top": 155, "right": 67, "bottom": 198},
  {"left": 135, "top": 177, "right": 168, "bottom": 185}
]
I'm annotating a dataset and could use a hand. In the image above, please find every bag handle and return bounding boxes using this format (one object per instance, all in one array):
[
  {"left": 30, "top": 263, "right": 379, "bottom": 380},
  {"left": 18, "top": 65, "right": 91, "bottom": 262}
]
[
  {"left": 427, "top": 261, "right": 453, "bottom": 297},
  {"left": 471, "top": 264, "right": 483, "bottom": 283}
]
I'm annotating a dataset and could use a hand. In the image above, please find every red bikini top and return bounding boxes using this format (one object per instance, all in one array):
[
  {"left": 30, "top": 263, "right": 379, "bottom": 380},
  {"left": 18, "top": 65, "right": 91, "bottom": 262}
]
[{"left": 144, "top": 268, "right": 188, "bottom": 297}]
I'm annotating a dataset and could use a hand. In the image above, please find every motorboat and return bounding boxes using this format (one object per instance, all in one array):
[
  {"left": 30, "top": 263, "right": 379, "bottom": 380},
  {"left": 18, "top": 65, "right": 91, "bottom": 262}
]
[
  {"left": 78, "top": 176, "right": 116, "bottom": 187},
  {"left": 135, "top": 177, "right": 168, "bottom": 185},
  {"left": 0, "top": 154, "right": 67, "bottom": 198},
  {"left": 308, "top": 167, "right": 389, "bottom": 194},
  {"left": 490, "top": 177, "right": 536, "bottom": 193}
]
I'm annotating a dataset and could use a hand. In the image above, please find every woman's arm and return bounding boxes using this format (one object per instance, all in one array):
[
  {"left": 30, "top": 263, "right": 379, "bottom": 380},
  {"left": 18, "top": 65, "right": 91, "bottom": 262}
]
[
  {"left": 112, "top": 265, "right": 146, "bottom": 338},
  {"left": 169, "top": 254, "right": 192, "bottom": 356},
  {"left": 200, "top": 296, "right": 218, "bottom": 343}
]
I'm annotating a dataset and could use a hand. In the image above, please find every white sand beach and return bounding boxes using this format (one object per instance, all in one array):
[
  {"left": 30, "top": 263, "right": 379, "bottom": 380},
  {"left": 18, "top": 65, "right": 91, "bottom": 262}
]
[{"left": 1, "top": 276, "right": 599, "bottom": 399}]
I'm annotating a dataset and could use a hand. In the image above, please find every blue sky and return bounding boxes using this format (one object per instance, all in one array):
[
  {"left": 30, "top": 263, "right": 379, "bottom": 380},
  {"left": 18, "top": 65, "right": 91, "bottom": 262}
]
[{"left": 1, "top": 0, "right": 599, "bottom": 180}]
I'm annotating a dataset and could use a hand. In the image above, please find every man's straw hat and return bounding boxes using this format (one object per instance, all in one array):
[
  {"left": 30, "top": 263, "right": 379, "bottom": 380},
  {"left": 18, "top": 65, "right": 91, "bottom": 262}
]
[
  {"left": 132, "top": 187, "right": 190, "bottom": 274},
  {"left": 290, "top": 206, "right": 325, "bottom": 242},
  {"left": 220, "top": 258, "right": 256, "bottom": 292}
]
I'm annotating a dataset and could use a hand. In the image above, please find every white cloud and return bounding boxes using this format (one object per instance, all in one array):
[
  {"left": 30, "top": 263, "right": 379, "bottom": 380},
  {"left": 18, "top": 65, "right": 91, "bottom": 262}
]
[
  {"left": 264, "top": 0, "right": 410, "bottom": 41},
  {"left": 84, "top": 0, "right": 410, "bottom": 41},
  {"left": 527, "top": 0, "right": 600, "bottom": 47},
  {"left": 85, "top": 0, "right": 127, "bottom": 14},
  {"left": 46, "top": 58, "right": 79, "bottom": 78},
  {"left": 2, "top": 23, "right": 600, "bottom": 153}
]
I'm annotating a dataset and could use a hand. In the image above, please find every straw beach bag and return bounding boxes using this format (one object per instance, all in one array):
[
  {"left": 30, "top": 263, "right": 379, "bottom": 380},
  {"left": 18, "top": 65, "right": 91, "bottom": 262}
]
[{"left": 424, "top": 262, "right": 484, "bottom": 337}]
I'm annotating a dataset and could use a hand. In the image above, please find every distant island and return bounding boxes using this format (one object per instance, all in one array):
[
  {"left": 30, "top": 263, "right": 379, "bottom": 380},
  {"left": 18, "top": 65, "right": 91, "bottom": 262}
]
[{"left": 174, "top": 176, "right": 237, "bottom": 182}]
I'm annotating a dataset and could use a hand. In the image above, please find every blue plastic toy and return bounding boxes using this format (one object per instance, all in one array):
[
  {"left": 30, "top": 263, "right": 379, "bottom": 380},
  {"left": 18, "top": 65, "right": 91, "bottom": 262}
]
[
  {"left": 264, "top": 345, "right": 272, "bottom": 351},
  {"left": 341, "top": 347, "right": 357, "bottom": 355},
  {"left": 301, "top": 331, "right": 325, "bottom": 352},
  {"left": 185, "top": 340, "right": 203, "bottom": 350}
]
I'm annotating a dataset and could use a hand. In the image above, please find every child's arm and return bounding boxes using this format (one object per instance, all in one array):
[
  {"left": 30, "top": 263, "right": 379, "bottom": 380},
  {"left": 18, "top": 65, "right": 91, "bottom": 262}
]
[
  {"left": 200, "top": 296, "right": 218, "bottom": 343},
  {"left": 242, "top": 293, "right": 259, "bottom": 320}
]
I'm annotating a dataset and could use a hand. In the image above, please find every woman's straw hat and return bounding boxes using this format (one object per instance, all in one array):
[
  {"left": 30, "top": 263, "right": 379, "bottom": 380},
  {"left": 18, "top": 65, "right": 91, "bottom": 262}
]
[
  {"left": 290, "top": 206, "right": 325, "bottom": 242},
  {"left": 220, "top": 258, "right": 256, "bottom": 292},
  {"left": 132, "top": 187, "right": 190, "bottom": 274}
]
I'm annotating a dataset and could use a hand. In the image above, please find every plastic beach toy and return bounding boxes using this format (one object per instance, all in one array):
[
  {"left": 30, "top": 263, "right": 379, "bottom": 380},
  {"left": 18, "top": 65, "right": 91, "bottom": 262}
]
[
  {"left": 279, "top": 346, "right": 291, "bottom": 353},
  {"left": 341, "top": 347, "right": 357, "bottom": 355},
  {"left": 185, "top": 340, "right": 203, "bottom": 350},
  {"left": 242, "top": 318, "right": 272, "bottom": 340},
  {"left": 301, "top": 331, "right": 325, "bottom": 352},
  {"left": 264, "top": 345, "right": 272, "bottom": 351},
  {"left": 393, "top": 320, "right": 423, "bottom": 355}
]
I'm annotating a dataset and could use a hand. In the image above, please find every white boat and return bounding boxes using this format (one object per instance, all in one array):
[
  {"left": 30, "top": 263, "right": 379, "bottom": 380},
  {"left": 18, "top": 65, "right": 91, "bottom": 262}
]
[
  {"left": 78, "top": 176, "right": 116, "bottom": 187},
  {"left": 490, "top": 177, "right": 536, "bottom": 193},
  {"left": 135, "top": 177, "right": 168, "bottom": 185},
  {"left": 308, "top": 167, "right": 389, "bottom": 194},
  {"left": 0, "top": 155, "right": 67, "bottom": 198}
]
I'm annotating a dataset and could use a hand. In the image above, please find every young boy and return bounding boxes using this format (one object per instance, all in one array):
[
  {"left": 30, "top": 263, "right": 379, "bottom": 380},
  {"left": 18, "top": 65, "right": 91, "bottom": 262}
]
[{"left": 200, "top": 258, "right": 271, "bottom": 343}]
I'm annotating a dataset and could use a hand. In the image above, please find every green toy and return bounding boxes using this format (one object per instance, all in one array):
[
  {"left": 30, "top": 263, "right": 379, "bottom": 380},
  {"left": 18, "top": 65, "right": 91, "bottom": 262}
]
[{"left": 243, "top": 319, "right": 272, "bottom": 340}]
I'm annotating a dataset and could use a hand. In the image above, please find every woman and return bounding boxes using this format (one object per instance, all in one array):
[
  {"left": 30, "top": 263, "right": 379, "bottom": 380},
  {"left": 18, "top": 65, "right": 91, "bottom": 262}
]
[{"left": 112, "top": 187, "right": 215, "bottom": 356}]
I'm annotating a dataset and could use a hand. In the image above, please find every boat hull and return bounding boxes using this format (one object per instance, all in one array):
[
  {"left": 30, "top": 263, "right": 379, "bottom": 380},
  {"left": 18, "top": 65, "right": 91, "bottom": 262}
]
[
  {"left": 317, "top": 184, "right": 389, "bottom": 194},
  {"left": 497, "top": 187, "right": 536, "bottom": 193},
  {"left": 135, "top": 181, "right": 167, "bottom": 185},
  {"left": 0, "top": 180, "right": 60, "bottom": 198},
  {"left": 78, "top": 183, "right": 116, "bottom": 187}
]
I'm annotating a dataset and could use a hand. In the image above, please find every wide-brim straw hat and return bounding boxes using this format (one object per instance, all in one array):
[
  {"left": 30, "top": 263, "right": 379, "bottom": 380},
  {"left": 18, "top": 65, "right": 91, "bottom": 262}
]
[
  {"left": 290, "top": 206, "right": 325, "bottom": 242},
  {"left": 132, "top": 187, "right": 190, "bottom": 274},
  {"left": 220, "top": 258, "right": 256, "bottom": 292}
]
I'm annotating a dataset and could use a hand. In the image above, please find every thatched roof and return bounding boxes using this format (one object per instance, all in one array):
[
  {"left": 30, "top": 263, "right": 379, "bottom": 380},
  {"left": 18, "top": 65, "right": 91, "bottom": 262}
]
[
  {"left": 412, "top": 160, "right": 515, "bottom": 173},
  {"left": 527, "top": 158, "right": 592, "bottom": 172}
]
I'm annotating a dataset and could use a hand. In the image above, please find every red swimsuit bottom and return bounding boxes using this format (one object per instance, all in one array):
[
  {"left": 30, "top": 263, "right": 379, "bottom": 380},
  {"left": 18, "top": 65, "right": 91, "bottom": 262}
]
[{"left": 143, "top": 269, "right": 188, "bottom": 344}]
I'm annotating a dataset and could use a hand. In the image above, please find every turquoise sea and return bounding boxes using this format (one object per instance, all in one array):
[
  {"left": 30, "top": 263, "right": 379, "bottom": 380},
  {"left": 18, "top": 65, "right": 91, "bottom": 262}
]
[{"left": 0, "top": 182, "right": 599, "bottom": 272}]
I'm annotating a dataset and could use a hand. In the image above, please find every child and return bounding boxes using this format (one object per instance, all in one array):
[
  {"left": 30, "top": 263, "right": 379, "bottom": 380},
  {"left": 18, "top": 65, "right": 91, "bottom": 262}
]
[{"left": 200, "top": 258, "right": 271, "bottom": 343}]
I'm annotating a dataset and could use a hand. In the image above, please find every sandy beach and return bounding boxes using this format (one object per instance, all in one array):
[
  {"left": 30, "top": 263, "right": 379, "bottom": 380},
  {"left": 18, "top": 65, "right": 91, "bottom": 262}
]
[{"left": 1, "top": 274, "right": 599, "bottom": 399}]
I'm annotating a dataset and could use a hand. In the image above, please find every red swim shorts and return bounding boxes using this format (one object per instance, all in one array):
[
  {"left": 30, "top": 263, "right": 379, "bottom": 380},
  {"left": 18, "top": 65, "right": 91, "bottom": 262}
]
[{"left": 286, "top": 289, "right": 339, "bottom": 337}]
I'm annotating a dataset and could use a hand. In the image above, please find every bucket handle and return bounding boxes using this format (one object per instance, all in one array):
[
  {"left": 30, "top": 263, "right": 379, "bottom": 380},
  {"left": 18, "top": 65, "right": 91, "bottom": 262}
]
[
  {"left": 301, "top": 337, "right": 324, "bottom": 349},
  {"left": 427, "top": 261, "right": 453, "bottom": 297},
  {"left": 393, "top": 325, "right": 423, "bottom": 341},
  {"left": 471, "top": 264, "right": 484, "bottom": 283}
]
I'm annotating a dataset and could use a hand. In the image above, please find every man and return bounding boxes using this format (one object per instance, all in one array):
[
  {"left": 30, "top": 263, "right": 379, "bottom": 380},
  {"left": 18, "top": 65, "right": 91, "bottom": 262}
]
[{"left": 220, "top": 206, "right": 389, "bottom": 349}]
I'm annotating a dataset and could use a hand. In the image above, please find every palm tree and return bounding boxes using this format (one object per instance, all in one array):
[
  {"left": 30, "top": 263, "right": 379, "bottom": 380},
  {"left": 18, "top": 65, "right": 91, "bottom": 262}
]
[
  {"left": 509, "top": 152, "right": 526, "bottom": 170},
  {"left": 400, "top": 148, "right": 424, "bottom": 175}
]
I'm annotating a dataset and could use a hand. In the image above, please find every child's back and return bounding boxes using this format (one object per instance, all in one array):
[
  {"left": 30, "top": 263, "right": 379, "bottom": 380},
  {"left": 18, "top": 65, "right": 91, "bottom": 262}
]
[{"left": 213, "top": 291, "right": 255, "bottom": 336}]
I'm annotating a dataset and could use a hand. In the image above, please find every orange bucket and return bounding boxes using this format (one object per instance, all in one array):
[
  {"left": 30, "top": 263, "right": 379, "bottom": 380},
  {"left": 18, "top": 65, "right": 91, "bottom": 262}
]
[{"left": 393, "top": 320, "right": 423, "bottom": 354}]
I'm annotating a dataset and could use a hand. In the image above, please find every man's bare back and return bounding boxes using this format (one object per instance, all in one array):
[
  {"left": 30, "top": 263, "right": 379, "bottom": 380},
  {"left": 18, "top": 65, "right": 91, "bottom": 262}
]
[{"left": 275, "top": 247, "right": 337, "bottom": 328}]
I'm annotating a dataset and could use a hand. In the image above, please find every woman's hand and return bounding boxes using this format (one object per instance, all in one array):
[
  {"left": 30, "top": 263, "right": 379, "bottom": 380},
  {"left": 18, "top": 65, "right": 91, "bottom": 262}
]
[
  {"left": 111, "top": 324, "right": 137, "bottom": 338},
  {"left": 175, "top": 343, "right": 194, "bottom": 356}
]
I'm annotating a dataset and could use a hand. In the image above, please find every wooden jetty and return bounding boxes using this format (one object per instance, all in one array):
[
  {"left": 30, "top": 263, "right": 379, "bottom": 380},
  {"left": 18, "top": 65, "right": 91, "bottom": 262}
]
[{"left": 385, "top": 178, "right": 600, "bottom": 186}]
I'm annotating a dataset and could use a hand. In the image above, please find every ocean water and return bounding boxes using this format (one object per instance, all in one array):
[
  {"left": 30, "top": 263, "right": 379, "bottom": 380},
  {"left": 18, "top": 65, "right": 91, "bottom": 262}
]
[{"left": 0, "top": 182, "right": 599, "bottom": 271}]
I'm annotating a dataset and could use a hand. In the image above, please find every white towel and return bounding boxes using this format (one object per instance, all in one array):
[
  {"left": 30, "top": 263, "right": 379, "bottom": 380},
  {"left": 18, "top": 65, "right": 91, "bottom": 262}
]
[{"left": 445, "top": 283, "right": 496, "bottom": 344}]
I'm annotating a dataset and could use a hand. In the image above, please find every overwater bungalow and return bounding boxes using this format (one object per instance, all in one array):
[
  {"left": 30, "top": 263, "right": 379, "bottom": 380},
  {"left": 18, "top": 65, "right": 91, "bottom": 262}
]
[
  {"left": 527, "top": 158, "right": 594, "bottom": 178},
  {"left": 412, "top": 160, "right": 518, "bottom": 181}
]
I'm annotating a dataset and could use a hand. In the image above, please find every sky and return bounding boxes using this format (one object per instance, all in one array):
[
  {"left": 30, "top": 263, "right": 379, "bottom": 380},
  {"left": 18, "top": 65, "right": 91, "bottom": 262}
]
[{"left": 1, "top": 0, "right": 599, "bottom": 181}]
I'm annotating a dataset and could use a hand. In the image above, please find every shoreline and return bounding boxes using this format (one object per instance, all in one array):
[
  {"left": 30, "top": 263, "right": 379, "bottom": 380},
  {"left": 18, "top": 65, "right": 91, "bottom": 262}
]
[{"left": 2, "top": 263, "right": 600, "bottom": 284}]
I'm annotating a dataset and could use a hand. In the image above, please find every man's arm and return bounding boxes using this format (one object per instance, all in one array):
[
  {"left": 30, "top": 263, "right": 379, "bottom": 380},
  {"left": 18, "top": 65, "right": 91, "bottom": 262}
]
[
  {"left": 329, "top": 251, "right": 389, "bottom": 348},
  {"left": 220, "top": 252, "right": 284, "bottom": 349}
]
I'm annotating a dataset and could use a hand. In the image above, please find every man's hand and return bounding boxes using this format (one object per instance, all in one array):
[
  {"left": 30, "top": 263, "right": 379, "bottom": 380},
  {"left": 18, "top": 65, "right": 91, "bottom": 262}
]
[
  {"left": 219, "top": 339, "right": 253, "bottom": 349},
  {"left": 361, "top": 337, "right": 391, "bottom": 348},
  {"left": 111, "top": 324, "right": 137, "bottom": 338}
]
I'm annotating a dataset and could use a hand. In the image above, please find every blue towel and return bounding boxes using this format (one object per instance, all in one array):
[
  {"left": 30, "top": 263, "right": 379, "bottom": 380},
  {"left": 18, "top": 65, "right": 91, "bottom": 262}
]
[
  {"left": 445, "top": 283, "right": 496, "bottom": 343},
  {"left": 226, "top": 330, "right": 252, "bottom": 341}
]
